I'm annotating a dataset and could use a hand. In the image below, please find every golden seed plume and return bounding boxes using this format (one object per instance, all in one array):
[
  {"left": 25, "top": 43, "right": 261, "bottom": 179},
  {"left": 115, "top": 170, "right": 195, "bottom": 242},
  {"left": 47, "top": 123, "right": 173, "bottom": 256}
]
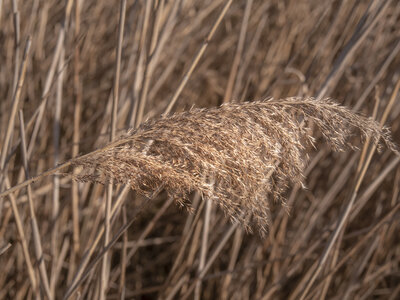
[{"left": 72, "top": 97, "right": 397, "bottom": 234}]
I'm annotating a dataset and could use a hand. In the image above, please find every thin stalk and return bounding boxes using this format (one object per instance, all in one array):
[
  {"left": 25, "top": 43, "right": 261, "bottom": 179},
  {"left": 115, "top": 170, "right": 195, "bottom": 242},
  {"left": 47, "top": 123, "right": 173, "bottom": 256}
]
[
  {"left": 18, "top": 111, "right": 52, "bottom": 300},
  {"left": 100, "top": 1, "right": 126, "bottom": 299},
  {"left": 131, "top": 0, "right": 153, "bottom": 127},
  {"left": 223, "top": 0, "right": 252, "bottom": 103},
  {"left": 0, "top": 37, "right": 31, "bottom": 173},
  {"left": 0, "top": 0, "right": 3, "bottom": 24},
  {"left": 164, "top": 0, "right": 233, "bottom": 115},
  {"left": 26, "top": 0, "right": 73, "bottom": 159},
  {"left": 118, "top": 205, "right": 127, "bottom": 299},
  {"left": 3, "top": 178, "right": 38, "bottom": 296},
  {"left": 194, "top": 199, "right": 211, "bottom": 300},
  {"left": 51, "top": 45, "right": 65, "bottom": 295},
  {"left": 0, "top": 242, "right": 11, "bottom": 256},
  {"left": 70, "top": 0, "right": 83, "bottom": 283},
  {"left": 12, "top": 0, "right": 20, "bottom": 95}
]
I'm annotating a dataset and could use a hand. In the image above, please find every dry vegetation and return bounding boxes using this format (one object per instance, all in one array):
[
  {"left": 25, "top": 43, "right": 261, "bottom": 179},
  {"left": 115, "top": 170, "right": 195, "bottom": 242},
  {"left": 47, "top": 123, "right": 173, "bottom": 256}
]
[{"left": 0, "top": 0, "right": 400, "bottom": 299}]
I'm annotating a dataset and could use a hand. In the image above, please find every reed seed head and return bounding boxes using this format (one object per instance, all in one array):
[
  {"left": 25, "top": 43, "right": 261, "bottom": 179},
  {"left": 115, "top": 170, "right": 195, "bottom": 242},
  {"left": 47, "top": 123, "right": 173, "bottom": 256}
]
[{"left": 72, "top": 97, "right": 397, "bottom": 234}]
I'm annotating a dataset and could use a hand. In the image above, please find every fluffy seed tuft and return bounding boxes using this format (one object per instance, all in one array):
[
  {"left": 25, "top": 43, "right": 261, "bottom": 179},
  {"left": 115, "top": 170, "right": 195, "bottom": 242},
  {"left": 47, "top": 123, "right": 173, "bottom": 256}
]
[{"left": 72, "top": 97, "right": 397, "bottom": 234}]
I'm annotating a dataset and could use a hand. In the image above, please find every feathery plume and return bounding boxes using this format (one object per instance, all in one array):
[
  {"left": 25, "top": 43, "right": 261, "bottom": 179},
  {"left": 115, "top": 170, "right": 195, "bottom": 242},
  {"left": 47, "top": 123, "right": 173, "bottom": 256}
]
[{"left": 72, "top": 97, "right": 397, "bottom": 234}]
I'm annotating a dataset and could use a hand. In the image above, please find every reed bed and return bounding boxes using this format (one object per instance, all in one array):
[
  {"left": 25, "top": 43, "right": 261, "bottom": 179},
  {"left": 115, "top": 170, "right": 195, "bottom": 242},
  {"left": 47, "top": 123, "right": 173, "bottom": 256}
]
[{"left": 0, "top": 1, "right": 400, "bottom": 299}]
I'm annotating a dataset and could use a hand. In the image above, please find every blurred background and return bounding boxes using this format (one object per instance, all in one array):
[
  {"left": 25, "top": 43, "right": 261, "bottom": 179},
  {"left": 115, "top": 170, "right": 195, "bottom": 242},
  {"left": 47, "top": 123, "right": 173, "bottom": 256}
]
[{"left": 0, "top": 0, "right": 399, "bottom": 299}]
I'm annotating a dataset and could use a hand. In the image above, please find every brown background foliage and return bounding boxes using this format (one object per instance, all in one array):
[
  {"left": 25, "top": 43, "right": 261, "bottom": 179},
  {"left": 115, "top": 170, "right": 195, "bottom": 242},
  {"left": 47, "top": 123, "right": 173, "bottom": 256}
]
[{"left": 0, "top": 0, "right": 400, "bottom": 299}]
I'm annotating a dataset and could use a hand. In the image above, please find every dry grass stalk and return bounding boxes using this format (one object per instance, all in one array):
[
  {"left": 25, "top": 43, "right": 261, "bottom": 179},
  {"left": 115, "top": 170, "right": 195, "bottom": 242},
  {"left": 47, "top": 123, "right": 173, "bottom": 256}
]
[{"left": 72, "top": 97, "right": 397, "bottom": 235}]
